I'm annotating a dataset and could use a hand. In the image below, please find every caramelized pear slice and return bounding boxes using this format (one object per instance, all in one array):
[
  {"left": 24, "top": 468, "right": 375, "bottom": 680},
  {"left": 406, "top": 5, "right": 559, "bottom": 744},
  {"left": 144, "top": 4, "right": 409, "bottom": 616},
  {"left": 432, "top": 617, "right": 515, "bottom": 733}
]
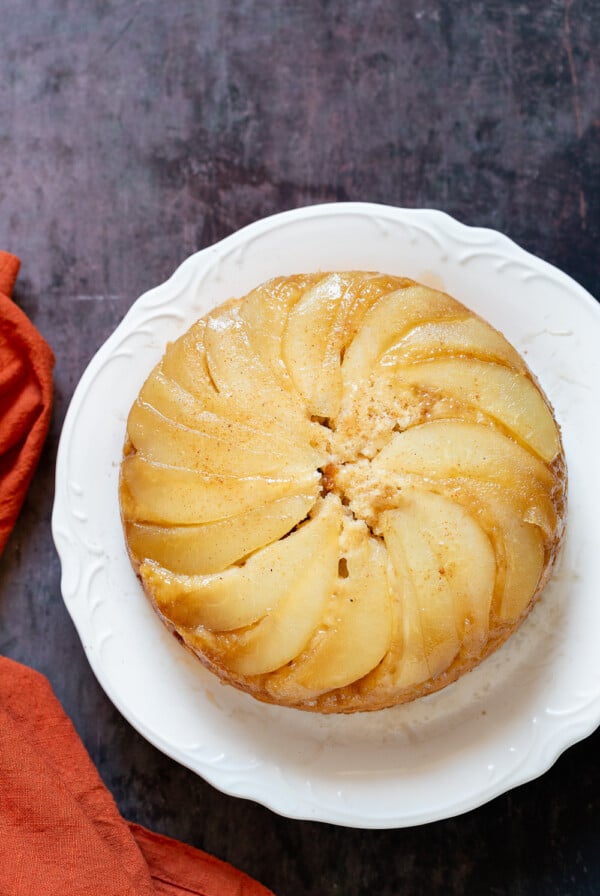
[
  {"left": 190, "top": 503, "right": 339, "bottom": 675},
  {"left": 381, "top": 508, "right": 460, "bottom": 678},
  {"left": 203, "top": 305, "right": 311, "bottom": 432},
  {"left": 265, "top": 531, "right": 393, "bottom": 701},
  {"left": 360, "top": 541, "right": 431, "bottom": 696},
  {"left": 375, "top": 420, "right": 553, "bottom": 492},
  {"left": 481, "top": 495, "right": 546, "bottom": 624},
  {"left": 387, "top": 359, "right": 560, "bottom": 461},
  {"left": 389, "top": 489, "right": 495, "bottom": 657},
  {"left": 282, "top": 273, "right": 349, "bottom": 418},
  {"left": 127, "top": 399, "right": 323, "bottom": 476},
  {"left": 161, "top": 319, "right": 220, "bottom": 405},
  {"left": 121, "top": 454, "right": 320, "bottom": 525},
  {"left": 238, "top": 274, "right": 325, "bottom": 392},
  {"left": 342, "top": 284, "right": 464, "bottom": 389},
  {"left": 283, "top": 272, "right": 409, "bottom": 420},
  {"left": 138, "top": 368, "right": 317, "bottom": 454},
  {"left": 139, "top": 496, "right": 341, "bottom": 633},
  {"left": 164, "top": 313, "right": 318, "bottom": 443},
  {"left": 123, "top": 492, "right": 318, "bottom": 576},
  {"left": 499, "top": 520, "right": 545, "bottom": 623},
  {"left": 380, "top": 315, "right": 527, "bottom": 372}
]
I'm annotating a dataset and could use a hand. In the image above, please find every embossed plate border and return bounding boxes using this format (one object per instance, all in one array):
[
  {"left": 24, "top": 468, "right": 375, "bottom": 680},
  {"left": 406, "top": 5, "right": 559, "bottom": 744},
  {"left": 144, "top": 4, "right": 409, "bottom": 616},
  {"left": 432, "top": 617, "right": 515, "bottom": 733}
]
[{"left": 52, "top": 203, "right": 600, "bottom": 828}]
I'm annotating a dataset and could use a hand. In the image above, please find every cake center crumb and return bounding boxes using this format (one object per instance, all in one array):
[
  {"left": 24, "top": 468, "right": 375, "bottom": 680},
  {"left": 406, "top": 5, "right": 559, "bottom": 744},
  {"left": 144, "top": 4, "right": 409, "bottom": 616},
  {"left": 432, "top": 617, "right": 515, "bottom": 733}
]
[{"left": 320, "top": 458, "right": 403, "bottom": 535}]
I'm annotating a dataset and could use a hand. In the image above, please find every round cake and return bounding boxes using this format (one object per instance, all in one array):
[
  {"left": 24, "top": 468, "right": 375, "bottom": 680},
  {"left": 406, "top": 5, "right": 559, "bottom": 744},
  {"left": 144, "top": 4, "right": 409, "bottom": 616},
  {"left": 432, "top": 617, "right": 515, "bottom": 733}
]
[{"left": 119, "top": 272, "right": 567, "bottom": 713}]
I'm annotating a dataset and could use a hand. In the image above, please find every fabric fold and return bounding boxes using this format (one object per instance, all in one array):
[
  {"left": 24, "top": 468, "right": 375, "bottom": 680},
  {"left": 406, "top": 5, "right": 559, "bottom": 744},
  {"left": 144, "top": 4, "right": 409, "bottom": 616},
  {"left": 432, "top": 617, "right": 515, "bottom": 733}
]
[
  {"left": 0, "top": 657, "right": 274, "bottom": 896},
  {"left": 0, "top": 251, "right": 55, "bottom": 554}
]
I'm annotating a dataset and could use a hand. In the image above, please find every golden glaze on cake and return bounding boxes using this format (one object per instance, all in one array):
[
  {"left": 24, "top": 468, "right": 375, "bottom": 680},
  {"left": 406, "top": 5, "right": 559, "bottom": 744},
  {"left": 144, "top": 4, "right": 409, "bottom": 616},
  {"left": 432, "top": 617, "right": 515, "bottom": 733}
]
[{"left": 119, "top": 273, "right": 567, "bottom": 713}]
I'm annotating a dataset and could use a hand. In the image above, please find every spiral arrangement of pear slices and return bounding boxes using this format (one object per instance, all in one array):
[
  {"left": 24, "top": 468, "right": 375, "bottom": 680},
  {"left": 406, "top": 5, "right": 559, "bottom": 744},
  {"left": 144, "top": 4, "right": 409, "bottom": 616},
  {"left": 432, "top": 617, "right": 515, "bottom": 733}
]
[{"left": 120, "top": 272, "right": 567, "bottom": 713}]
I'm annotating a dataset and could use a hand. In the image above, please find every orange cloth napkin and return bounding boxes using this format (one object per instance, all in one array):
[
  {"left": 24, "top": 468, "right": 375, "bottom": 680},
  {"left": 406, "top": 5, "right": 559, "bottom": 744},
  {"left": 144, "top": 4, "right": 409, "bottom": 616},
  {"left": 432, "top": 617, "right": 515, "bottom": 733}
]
[
  {"left": 0, "top": 251, "right": 54, "bottom": 554},
  {"left": 0, "top": 657, "right": 275, "bottom": 895},
  {"left": 0, "top": 253, "right": 275, "bottom": 895}
]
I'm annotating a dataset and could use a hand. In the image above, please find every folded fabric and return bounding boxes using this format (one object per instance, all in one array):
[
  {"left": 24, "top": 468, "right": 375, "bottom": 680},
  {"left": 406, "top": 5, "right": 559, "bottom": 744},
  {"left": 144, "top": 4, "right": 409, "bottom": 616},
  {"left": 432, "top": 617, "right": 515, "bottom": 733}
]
[
  {"left": 0, "top": 251, "right": 55, "bottom": 554},
  {"left": 0, "top": 656, "right": 275, "bottom": 896}
]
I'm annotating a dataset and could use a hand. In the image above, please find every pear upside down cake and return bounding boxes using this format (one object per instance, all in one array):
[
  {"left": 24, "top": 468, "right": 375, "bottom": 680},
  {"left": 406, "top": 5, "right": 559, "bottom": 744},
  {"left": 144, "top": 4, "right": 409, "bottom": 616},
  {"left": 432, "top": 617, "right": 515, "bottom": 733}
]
[{"left": 119, "top": 272, "right": 567, "bottom": 713}]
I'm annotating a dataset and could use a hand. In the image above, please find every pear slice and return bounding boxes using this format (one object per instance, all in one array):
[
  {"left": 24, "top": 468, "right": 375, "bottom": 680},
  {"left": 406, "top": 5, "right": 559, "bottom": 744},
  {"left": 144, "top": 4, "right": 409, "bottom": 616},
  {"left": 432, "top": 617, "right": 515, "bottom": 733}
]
[
  {"left": 187, "top": 499, "right": 341, "bottom": 675},
  {"left": 379, "top": 316, "right": 527, "bottom": 372},
  {"left": 121, "top": 454, "right": 320, "bottom": 525},
  {"left": 265, "top": 531, "right": 393, "bottom": 701},
  {"left": 342, "top": 284, "right": 465, "bottom": 390},
  {"left": 139, "top": 367, "right": 217, "bottom": 426},
  {"left": 139, "top": 496, "right": 342, "bottom": 632},
  {"left": 138, "top": 368, "right": 314, "bottom": 453},
  {"left": 375, "top": 420, "right": 554, "bottom": 493},
  {"left": 481, "top": 496, "right": 546, "bottom": 624},
  {"left": 123, "top": 492, "right": 318, "bottom": 575},
  {"left": 393, "top": 489, "right": 495, "bottom": 657},
  {"left": 428, "top": 484, "right": 547, "bottom": 626},
  {"left": 126, "top": 399, "right": 324, "bottom": 476},
  {"left": 164, "top": 315, "right": 318, "bottom": 443},
  {"left": 238, "top": 274, "right": 324, "bottom": 392},
  {"left": 359, "top": 541, "right": 431, "bottom": 696},
  {"left": 281, "top": 272, "right": 395, "bottom": 419},
  {"left": 364, "top": 489, "right": 495, "bottom": 699},
  {"left": 499, "top": 520, "right": 545, "bottom": 623},
  {"left": 381, "top": 508, "right": 460, "bottom": 678},
  {"left": 161, "top": 319, "right": 220, "bottom": 405},
  {"left": 282, "top": 273, "right": 349, "bottom": 418},
  {"left": 385, "top": 359, "right": 560, "bottom": 461},
  {"left": 203, "top": 305, "right": 311, "bottom": 432}
]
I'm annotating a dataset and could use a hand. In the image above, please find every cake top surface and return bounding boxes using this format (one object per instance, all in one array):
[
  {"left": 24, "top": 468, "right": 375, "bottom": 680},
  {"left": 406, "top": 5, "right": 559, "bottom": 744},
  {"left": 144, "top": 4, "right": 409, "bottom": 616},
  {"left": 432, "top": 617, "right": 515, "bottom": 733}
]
[{"left": 119, "top": 272, "right": 566, "bottom": 713}]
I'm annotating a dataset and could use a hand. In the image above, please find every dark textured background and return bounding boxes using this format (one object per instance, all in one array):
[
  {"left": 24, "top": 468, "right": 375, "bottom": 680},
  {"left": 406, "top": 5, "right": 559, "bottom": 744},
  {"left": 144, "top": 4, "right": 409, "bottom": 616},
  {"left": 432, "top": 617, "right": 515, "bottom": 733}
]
[{"left": 1, "top": 2, "right": 599, "bottom": 894}]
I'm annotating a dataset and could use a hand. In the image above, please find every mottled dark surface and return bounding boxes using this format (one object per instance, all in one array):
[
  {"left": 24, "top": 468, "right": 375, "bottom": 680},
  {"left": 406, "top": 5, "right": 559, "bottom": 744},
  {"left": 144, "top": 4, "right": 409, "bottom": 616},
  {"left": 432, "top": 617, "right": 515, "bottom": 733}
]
[{"left": 1, "top": 2, "right": 599, "bottom": 894}]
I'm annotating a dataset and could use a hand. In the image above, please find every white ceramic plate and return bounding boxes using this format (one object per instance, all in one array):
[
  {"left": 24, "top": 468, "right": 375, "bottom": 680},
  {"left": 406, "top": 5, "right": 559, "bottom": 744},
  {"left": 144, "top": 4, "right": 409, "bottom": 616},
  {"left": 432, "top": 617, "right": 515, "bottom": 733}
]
[{"left": 52, "top": 203, "right": 600, "bottom": 828}]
